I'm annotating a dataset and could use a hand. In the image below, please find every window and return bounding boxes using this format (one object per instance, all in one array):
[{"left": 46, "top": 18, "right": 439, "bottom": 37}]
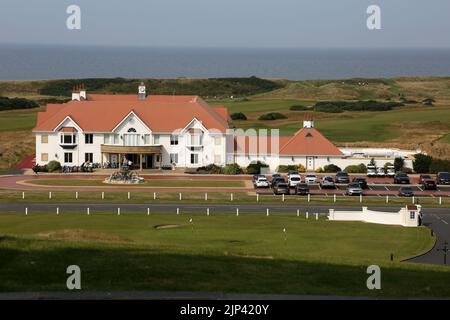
[
  {"left": 113, "top": 134, "right": 119, "bottom": 144},
  {"left": 41, "top": 135, "right": 48, "bottom": 144},
  {"left": 190, "top": 153, "right": 199, "bottom": 164},
  {"left": 214, "top": 155, "right": 221, "bottom": 164},
  {"left": 170, "top": 153, "right": 179, "bottom": 164},
  {"left": 104, "top": 134, "right": 110, "bottom": 144},
  {"left": 41, "top": 153, "right": 48, "bottom": 162},
  {"left": 189, "top": 134, "right": 202, "bottom": 146},
  {"left": 156, "top": 155, "right": 161, "bottom": 162},
  {"left": 170, "top": 135, "right": 179, "bottom": 145},
  {"left": 64, "top": 153, "right": 73, "bottom": 163},
  {"left": 143, "top": 134, "right": 151, "bottom": 145},
  {"left": 214, "top": 136, "right": 221, "bottom": 146},
  {"left": 410, "top": 212, "right": 415, "bottom": 219},
  {"left": 153, "top": 135, "right": 160, "bottom": 144},
  {"left": 85, "top": 153, "right": 93, "bottom": 163},
  {"left": 127, "top": 128, "right": 137, "bottom": 133},
  {"left": 61, "top": 133, "right": 76, "bottom": 144},
  {"left": 85, "top": 134, "right": 93, "bottom": 144}
]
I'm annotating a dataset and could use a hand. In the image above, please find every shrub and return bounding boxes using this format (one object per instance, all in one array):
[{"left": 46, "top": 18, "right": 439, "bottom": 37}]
[
  {"left": 297, "top": 164, "right": 306, "bottom": 173},
  {"left": 289, "top": 105, "right": 308, "bottom": 111},
  {"left": 313, "top": 100, "right": 404, "bottom": 113},
  {"left": 258, "top": 113, "right": 287, "bottom": 120},
  {"left": 277, "top": 165, "right": 299, "bottom": 173},
  {"left": 429, "top": 159, "right": 450, "bottom": 174},
  {"left": 230, "top": 112, "right": 247, "bottom": 120},
  {"left": 413, "top": 154, "right": 433, "bottom": 173},
  {"left": 246, "top": 161, "right": 269, "bottom": 174},
  {"left": 47, "top": 160, "right": 61, "bottom": 173},
  {"left": 223, "top": 163, "right": 243, "bottom": 175},
  {"left": 320, "top": 164, "right": 342, "bottom": 173},
  {"left": 344, "top": 163, "right": 367, "bottom": 173},
  {"left": 196, "top": 164, "right": 223, "bottom": 174},
  {"left": 0, "top": 96, "right": 39, "bottom": 111},
  {"left": 394, "top": 157, "right": 405, "bottom": 172},
  {"left": 383, "top": 162, "right": 394, "bottom": 170}
]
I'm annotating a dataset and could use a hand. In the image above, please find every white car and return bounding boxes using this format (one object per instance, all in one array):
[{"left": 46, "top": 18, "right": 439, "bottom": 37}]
[
  {"left": 254, "top": 176, "right": 270, "bottom": 188},
  {"left": 304, "top": 174, "right": 317, "bottom": 184},
  {"left": 376, "top": 167, "right": 385, "bottom": 177},
  {"left": 386, "top": 166, "right": 395, "bottom": 177},
  {"left": 288, "top": 174, "right": 302, "bottom": 188},
  {"left": 367, "top": 165, "right": 377, "bottom": 177}
]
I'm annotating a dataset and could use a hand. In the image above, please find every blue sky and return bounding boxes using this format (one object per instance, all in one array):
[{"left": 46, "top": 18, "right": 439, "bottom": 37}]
[{"left": 1, "top": 0, "right": 449, "bottom": 48}]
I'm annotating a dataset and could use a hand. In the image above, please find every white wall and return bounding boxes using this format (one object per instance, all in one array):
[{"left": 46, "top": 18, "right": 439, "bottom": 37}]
[{"left": 328, "top": 206, "right": 421, "bottom": 227}]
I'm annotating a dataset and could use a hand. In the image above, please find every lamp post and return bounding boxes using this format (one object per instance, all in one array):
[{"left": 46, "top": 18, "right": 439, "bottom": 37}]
[{"left": 437, "top": 241, "right": 449, "bottom": 265}]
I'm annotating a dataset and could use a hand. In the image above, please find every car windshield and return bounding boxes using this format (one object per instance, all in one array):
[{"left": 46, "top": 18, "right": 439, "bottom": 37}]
[
  {"left": 402, "top": 187, "right": 412, "bottom": 191},
  {"left": 440, "top": 173, "right": 450, "bottom": 178},
  {"left": 337, "top": 172, "right": 348, "bottom": 176},
  {"left": 398, "top": 173, "right": 408, "bottom": 177},
  {"left": 306, "top": 175, "right": 315, "bottom": 178},
  {"left": 277, "top": 183, "right": 288, "bottom": 187},
  {"left": 349, "top": 183, "right": 360, "bottom": 188},
  {"left": 422, "top": 175, "right": 431, "bottom": 179},
  {"left": 290, "top": 177, "right": 300, "bottom": 181},
  {"left": 258, "top": 178, "right": 267, "bottom": 181},
  {"left": 324, "top": 177, "right": 333, "bottom": 182}
]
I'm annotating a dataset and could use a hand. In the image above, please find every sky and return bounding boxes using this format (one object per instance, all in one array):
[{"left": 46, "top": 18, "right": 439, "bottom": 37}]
[{"left": 1, "top": 0, "right": 450, "bottom": 48}]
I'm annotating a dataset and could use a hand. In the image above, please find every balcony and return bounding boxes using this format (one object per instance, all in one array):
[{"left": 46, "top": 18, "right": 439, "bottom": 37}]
[{"left": 101, "top": 144, "right": 162, "bottom": 154}]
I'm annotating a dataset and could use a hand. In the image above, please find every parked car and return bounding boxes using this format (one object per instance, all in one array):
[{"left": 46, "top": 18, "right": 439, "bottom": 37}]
[
  {"left": 394, "top": 173, "right": 410, "bottom": 184},
  {"left": 295, "top": 183, "right": 310, "bottom": 195},
  {"left": 419, "top": 174, "right": 433, "bottom": 184},
  {"left": 352, "top": 177, "right": 368, "bottom": 189},
  {"left": 367, "top": 165, "right": 377, "bottom": 177},
  {"left": 304, "top": 174, "right": 317, "bottom": 184},
  {"left": 399, "top": 186, "right": 414, "bottom": 197},
  {"left": 271, "top": 173, "right": 282, "bottom": 182},
  {"left": 273, "top": 182, "right": 290, "bottom": 195},
  {"left": 288, "top": 174, "right": 302, "bottom": 188},
  {"left": 252, "top": 174, "right": 265, "bottom": 184},
  {"left": 422, "top": 179, "right": 437, "bottom": 190},
  {"left": 437, "top": 172, "right": 450, "bottom": 185},
  {"left": 320, "top": 176, "right": 336, "bottom": 189},
  {"left": 271, "top": 177, "right": 285, "bottom": 189},
  {"left": 386, "top": 165, "right": 395, "bottom": 177},
  {"left": 376, "top": 167, "right": 385, "bottom": 177},
  {"left": 335, "top": 171, "right": 350, "bottom": 184},
  {"left": 346, "top": 183, "right": 363, "bottom": 196},
  {"left": 287, "top": 170, "right": 299, "bottom": 177},
  {"left": 254, "top": 176, "right": 270, "bottom": 188}
]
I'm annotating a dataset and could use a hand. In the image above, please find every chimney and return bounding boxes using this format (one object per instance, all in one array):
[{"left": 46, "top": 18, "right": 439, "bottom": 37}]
[
  {"left": 138, "top": 82, "right": 146, "bottom": 100},
  {"left": 79, "top": 84, "right": 87, "bottom": 100},
  {"left": 71, "top": 86, "right": 80, "bottom": 101}
]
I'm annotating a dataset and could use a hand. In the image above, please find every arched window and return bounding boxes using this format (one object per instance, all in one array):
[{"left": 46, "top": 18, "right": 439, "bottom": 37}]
[{"left": 127, "top": 128, "right": 137, "bottom": 133}]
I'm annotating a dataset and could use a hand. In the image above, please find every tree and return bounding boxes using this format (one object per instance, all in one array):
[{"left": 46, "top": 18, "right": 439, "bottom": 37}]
[
  {"left": 246, "top": 161, "right": 269, "bottom": 174},
  {"left": 394, "top": 157, "right": 405, "bottom": 172},
  {"left": 369, "top": 158, "right": 376, "bottom": 166},
  {"left": 413, "top": 154, "right": 433, "bottom": 173}
]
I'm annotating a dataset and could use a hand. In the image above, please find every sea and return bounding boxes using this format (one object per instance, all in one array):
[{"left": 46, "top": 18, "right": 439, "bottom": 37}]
[{"left": 1, "top": 44, "right": 450, "bottom": 80}]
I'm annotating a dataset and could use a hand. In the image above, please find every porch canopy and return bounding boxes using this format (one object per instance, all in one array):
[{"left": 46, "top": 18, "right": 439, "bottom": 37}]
[{"left": 100, "top": 145, "right": 162, "bottom": 170}]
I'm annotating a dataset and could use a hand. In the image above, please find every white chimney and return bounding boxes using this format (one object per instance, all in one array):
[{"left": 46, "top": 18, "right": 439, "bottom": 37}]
[
  {"left": 79, "top": 84, "right": 87, "bottom": 100},
  {"left": 303, "top": 119, "right": 314, "bottom": 128},
  {"left": 71, "top": 85, "right": 81, "bottom": 101},
  {"left": 138, "top": 82, "right": 146, "bottom": 100}
]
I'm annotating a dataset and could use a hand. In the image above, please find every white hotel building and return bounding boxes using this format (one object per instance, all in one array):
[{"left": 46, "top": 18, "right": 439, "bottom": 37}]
[{"left": 33, "top": 83, "right": 414, "bottom": 172}]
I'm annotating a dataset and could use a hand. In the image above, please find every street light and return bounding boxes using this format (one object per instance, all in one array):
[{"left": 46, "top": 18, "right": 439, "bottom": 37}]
[{"left": 437, "top": 241, "right": 449, "bottom": 265}]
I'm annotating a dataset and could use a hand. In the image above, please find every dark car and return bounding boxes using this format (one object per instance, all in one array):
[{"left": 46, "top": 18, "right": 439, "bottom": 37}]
[
  {"left": 273, "top": 182, "right": 290, "bottom": 195},
  {"left": 399, "top": 187, "right": 414, "bottom": 197},
  {"left": 437, "top": 172, "right": 450, "bottom": 185},
  {"left": 320, "top": 176, "right": 336, "bottom": 189},
  {"left": 352, "top": 177, "right": 368, "bottom": 189},
  {"left": 295, "top": 183, "right": 310, "bottom": 195},
  {"left": 335, "top": 171, "right": 350, "bottom": 184},
  {"left": 271, "top": 173, "right": 282, "bottom": 182},
  {"left": 419, "top": 174, "right": 433, "bottom": 184},
  {"left": 394, "top": 173, "right": 410, "bottom": 184},
  {"left": 422, "top": 179, "right": 437, "bottom": 190},
  {"left": 271, "top": 177, "right": 285, "bottom": 189}
]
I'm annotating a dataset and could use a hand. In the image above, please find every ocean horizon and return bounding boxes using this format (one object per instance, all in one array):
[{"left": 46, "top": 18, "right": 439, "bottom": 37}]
[{"left": 1, "top": 44, "right": 450, "bottom": 81}]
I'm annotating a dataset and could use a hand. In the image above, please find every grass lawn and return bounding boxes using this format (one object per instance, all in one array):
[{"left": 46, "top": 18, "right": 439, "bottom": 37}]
[
  {"left": 0, "top": 211, "right": 447, "bottom": 297},
  {"left": 24, "top": 179, "right": 245, "bottom": 188},
  {"left": 212, "top": 99, "right": 315, "bottom": 114},
  {"left": 0, "top": 108, "right": 40, "bottom": 132}
]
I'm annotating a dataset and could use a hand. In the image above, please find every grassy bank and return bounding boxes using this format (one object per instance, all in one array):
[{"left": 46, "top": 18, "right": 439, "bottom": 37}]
[{"left": 0, "top": 211, "right": 446, "bottom": 297}]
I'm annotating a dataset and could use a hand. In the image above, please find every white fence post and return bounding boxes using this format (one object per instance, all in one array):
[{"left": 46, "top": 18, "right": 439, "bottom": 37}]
[
  {"left": 22, "top": 192, "right": 25, "bottom": 199},
  {"left": 360, "top": 194, "right": 362, "bottom": 203},
  {"left": 117, "top": 207, "right": 120, "bottom": 216},
  {"left": 266, "top": 208, "right": 269, "bottom": 216},
  {"left": 297, "top": 209, "right": 300, "bottom": 217},
  {"left": 412, "top": 196, "right": 415, "bottom": 204},
  {"left": 282, "top": 194, "right": 285, "bottom": 202},
  {"left": 316, "top": 213, "right": 319, "bottom": 220},
  {"left": 56, "top": 207, "right": 59, "bottom": 215},
  {"left": 439, "top": 197, "right": 442, "bottom": 205},
  {"left": 207, "top": 208, "right": 210, "bottom": 216},
  {"left": 153, "top": 192, "right": 156, "bottom": 200},
  {"left": 25, "top": 207, "right": 28, "bottom": 215},
  {"left": 102, "top": 192, "right": 105, "bottom": 200},
  {"left": 49, "top": 191, "right": 52, "bottom": 199},
  {"left": 128, "top": 192, "right": 131, "bottom": 200},
  {"left": 179, "top": 193, "right": 182, "bottom": 201},
  {"left": 306, "top": 211, "right": 309, "bottom": 219},
  {"left": 75, "top": 191, "right": 78, "bottom": 199},
  {"left": 231, "top": 193, "right": 234, "bottom": 202},
  {"left": 147, "top": 208, "right": 150, "bottom": 215},
  {"left": 87, "top": 207, "right": 90, "bottom": 215},
  {"left": 308, "top": 194, "right": 310, "bottom": 202},
  {"left": 256, "top": 193, "right": 259, "bottom": 202},
  {"left": 236, "top": 208, "right": 239, "bottom": 216},
  {"left": 205, "top": 193, "right": 208, "bottom": 201},
  {"left": 177, "top": 208, "right": 180, "bottom": 215},
  {"left": 386, "top": 195, "right": 389, "bottom": 203},
  {"left": 333, "top": 194, "right": 336, "bottom": 203}
]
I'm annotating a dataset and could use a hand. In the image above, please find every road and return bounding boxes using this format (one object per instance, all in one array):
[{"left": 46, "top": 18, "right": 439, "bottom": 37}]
[{"left": 1, "top": 203, "right": 449, "bottom": 266}]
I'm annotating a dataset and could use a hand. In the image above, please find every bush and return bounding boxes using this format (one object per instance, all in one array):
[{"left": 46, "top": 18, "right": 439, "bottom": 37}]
[
  {"left": 384, "top": 162, "right": 394, "bottom": 170},
  {"left": 197, "top": 164, "right": 223, "bottom": 174},
  {"left": 320, "top": 164, "right": 342, "bottom": 173},
  {"left": 258, "top": 113, "right": 287, "bottom": 120},
  {"left": 394, "top": 157, "right": 405, "bottom": 172},
  {"left": 313, "top": 100, "right": 404, "bottom": 113},
  {"left": 289, "top": 105, "right": 308, "bottom": 111},
  {"left": 223, "top": 163, "right": 243, "bottom": 175},
  {"left": 47, "top": 160, "right": 61, "bottom": 173},
  {"left": 230, "top": 112, "right": 247, "bottom": 120},
  {"left": 413, "top": 154, "right": 433, "bottom": 173},
  {"left": 277, "top": 165, "right": 298, "bottom": 173},
  {"left": 344, "top": 163, "right": 367, "bottom": 173},
  {"left": 429, "top": 159, "right": 450, "bottom": 174},
  {"left": 0, "top": 96, "right": 39, "bottom": 111},
  {"left": 246, "top": 161, "right": 269, "bottom": 174},
  {"left": 297, "top": 164, "right": 306, "bottom": 173}
]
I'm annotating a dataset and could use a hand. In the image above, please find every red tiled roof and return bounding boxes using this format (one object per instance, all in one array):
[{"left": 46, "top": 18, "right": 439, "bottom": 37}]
[
  {"left": 59, "top": 127, "right": 78, "bottom": 132},
  {"left": 212, "top": 105, "right": 231, "bottom": 122},
  {"left": 34, "top": 95, "right": 229, "bottom": 133},
  {"left": 234, "top": 127, "right": 343, "bottom": 156}
]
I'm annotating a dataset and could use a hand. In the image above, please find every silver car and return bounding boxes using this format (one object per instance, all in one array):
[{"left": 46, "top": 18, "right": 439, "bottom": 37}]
[{"left": 347, "top": 183, "right": 363, "bottom": 196}]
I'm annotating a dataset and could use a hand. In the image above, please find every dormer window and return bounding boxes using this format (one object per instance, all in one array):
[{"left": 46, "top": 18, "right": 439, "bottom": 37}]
[{"left": 59, "top": 127, "right": 77, "bottom": 148}]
